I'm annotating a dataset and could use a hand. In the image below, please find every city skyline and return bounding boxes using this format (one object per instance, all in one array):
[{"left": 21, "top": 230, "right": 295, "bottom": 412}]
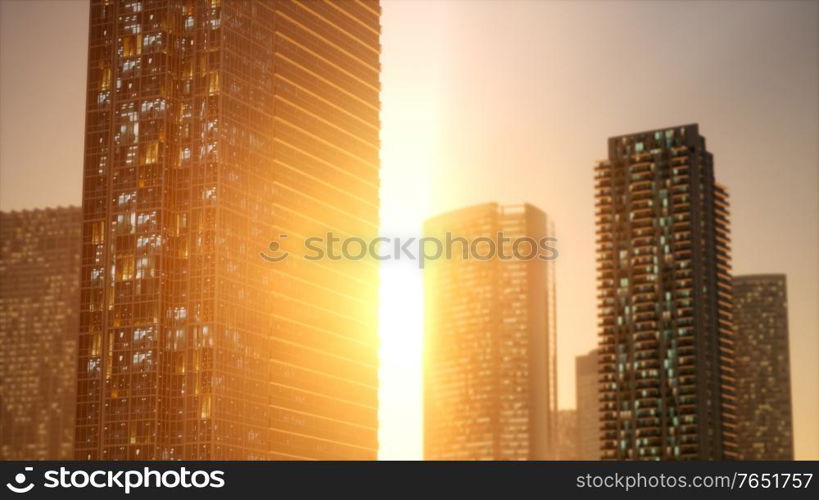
[{"left": 1, "top": 0, "right": 818, "bottom": 460}]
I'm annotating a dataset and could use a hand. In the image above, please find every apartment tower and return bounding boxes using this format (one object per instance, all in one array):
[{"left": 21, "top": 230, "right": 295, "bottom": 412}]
[
  {"left": 594, "top": 124, "right": 737, "bottom": 460},
  {"left": 424, "top": 203, "right": 557, "bottom": 460},
  {"left": 76, "top": 0, "right": 381, "bottom": 460}
]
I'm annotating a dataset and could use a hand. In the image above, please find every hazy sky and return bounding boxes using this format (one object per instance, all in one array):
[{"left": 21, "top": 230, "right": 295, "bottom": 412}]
[
  {"left": 2, "top": 0, "right": 818, "bottom": 460},
  {"left": 379, "top": 0, "right": 819, "bottom": 460}
]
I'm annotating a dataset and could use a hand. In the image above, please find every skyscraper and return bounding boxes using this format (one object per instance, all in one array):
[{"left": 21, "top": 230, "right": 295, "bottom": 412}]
[
  {"left": 733, "top": 274, "right": 794, "bottom": 460},
  {"left": 575, "top": 348, "right": 600, "bottom": 460},
  {"left": 76, "top": 0, "right": 381, "bottom": 460},
  {"left": 1, "top": 207, "right": 82, "bottom": 460},
  {"left": 424, "top": 203, "right": 557, "bottom": 460},
  {"left": 595, "top": 124, "right": 737, "bottom": 460}
]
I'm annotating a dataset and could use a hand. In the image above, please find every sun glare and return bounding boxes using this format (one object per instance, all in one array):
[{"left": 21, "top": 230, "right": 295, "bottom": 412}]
[{"left": 377, "top": 69, "right": 441, "bottom": 459}]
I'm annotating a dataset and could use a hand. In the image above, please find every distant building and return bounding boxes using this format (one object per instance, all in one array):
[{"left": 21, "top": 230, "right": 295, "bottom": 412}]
[
  {"left": 0, "top": 207, "right": 81, "bottom": 460},
  {"left": 424, "top": 203, "right": 557, "bottom": 459},
  {"left": 76, "top": 0, "right": 382, "bottom": 460},
  {"left": 733, "top": 274, "right": 794, "bottom": 460},
  {"left": 557, "top": 409, "right": 579, "bottom": 460},
  {"left": 595, "top": 124, "right": 737, "bottom": 460},
  {"left": 575, "top": 348, "right": 599, "bottom": 460}
]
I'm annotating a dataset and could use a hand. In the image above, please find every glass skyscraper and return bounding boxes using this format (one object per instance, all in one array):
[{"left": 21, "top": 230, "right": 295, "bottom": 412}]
[
  {"left": 733, "top": 274, "right": 794, "bottom": 460},
  {"left": 423, "top": 203, "right": 557, "bottom": 460},
  {"left": 595, "top": 124, "right": 738, "bottom": 460},
  {"left": 1, "top": 207, "right": 82, "bottom": 460},
  {"left": 76, "top": 0, "right": 381, "bottom": 460}
]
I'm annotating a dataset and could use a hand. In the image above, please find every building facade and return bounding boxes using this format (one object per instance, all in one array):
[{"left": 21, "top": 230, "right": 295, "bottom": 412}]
[
  {"left": 424, "top": 203, "right": 557, "bottom": 460},
  {"left": 575, "top": 348, "right": 600, "bottom": 460},
  {"left": 595, "top": 124, "right": 737, "bottom": 460},
  {"left": 1, "top": 207, "right": 82, "bottom": 460},
  {"left": 557, "top": 409, "right": 579, "bottom": 460},
  {"left": 733, "top": 274, "right": 793, "bottom": 460},
  {"left": 76, "top": 0, "right": 381, "bottom": 460}
]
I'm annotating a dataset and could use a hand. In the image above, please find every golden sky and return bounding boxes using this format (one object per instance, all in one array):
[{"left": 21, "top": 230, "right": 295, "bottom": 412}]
[{"left": 1, "top": 0, "right": 817, "bottom": 460}]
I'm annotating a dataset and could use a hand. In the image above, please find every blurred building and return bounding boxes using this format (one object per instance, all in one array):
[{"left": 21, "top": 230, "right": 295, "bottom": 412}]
[
  {"left": 575, "top": 348, "right": 599, "bottom": 460},
  {"left": 76, "top": 0, "right": 381, "bottom": 460},
  {"left": 0, "top": 207, "right": 82, "bottom": 460},
  {"left": 557, "top": 409, "right": 579, "bottom": 460},
  {"left": 424, "top": 203, "right": 557, "bottom": 459},
  {"left": 594, "top": 124, "right": 737, "bottom": 460},
  {"left": 733, "top": 274, "right": 794, "bottom": 460}
]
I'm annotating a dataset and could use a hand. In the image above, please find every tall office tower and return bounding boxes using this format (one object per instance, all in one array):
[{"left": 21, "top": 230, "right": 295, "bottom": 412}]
[
  {"left": 0, "top": 207, "right": 82, "bottom": 460},
  {"left": 76, "top": 0, "right": 381, "bottom": 460},
  {"left": 575, "top": 348, "right": 600, "bottom": 460},
  {"left": 733, "top": 274, "right": 794, "bottom": 460},
  {"left": 424, "top": 203, "right": 557, "bottom": 460},
  {"left": 595, "top": 124, "right": 737, "bottom": 460}
]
